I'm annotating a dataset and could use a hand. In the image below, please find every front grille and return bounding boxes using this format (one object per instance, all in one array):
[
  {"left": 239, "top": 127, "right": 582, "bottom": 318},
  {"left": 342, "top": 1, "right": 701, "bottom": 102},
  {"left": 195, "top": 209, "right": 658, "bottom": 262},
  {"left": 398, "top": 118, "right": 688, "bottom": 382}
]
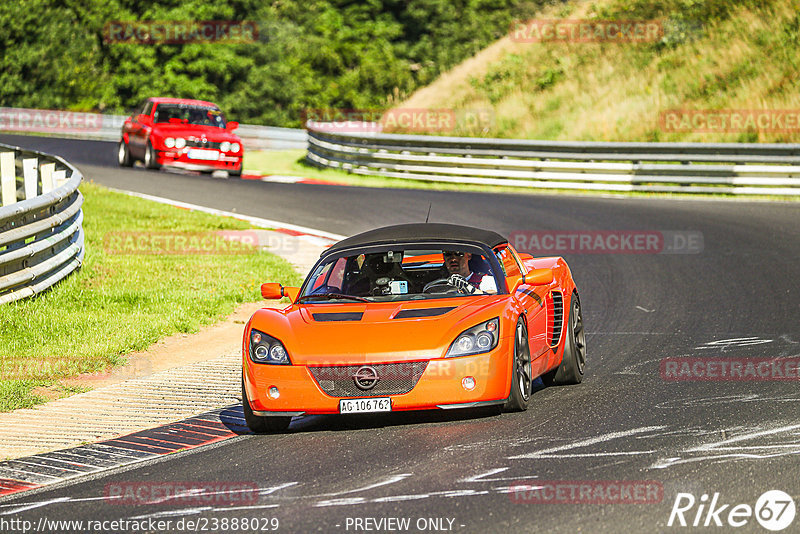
[
  {"left": 185, "top": 138, "right": 222, "bottom": 149},
  {"left": 547, "top": 291, "right": 564, "bottom": 347},
  {"left": 308, "top": 361, "right": 429, "bottom": 398}
]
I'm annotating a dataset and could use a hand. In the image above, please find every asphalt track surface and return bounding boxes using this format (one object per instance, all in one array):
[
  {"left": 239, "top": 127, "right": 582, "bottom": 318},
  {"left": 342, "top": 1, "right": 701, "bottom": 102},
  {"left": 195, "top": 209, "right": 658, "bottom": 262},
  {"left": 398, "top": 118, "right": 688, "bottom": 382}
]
[{"left": 1, "top": 134, "right": 799, "bottom": 533}]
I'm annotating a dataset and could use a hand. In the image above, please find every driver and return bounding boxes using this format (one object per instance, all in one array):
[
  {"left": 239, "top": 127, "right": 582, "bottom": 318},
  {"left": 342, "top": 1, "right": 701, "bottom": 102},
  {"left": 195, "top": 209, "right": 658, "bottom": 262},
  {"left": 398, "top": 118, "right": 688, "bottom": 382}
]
[{"left": 444, "top": 250, "right": 497, "bottom": 294}]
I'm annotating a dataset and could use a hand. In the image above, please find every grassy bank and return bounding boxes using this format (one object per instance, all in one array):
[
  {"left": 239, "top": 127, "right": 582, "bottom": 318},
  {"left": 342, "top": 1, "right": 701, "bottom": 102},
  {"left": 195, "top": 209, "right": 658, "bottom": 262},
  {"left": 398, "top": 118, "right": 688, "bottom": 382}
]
[
  {"left": 0, "top": 181, "right": 301, "bottom": 412},
  {"left": 393, "top": 0, "right": 800, "bottom": 143}
]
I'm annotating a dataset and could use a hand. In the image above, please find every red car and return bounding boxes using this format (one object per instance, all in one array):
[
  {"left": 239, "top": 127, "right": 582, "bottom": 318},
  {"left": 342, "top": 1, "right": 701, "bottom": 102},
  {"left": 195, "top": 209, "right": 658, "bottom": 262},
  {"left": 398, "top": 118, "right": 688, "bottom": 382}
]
[{"left": 118, "top": 97, "right": 243, "bottom": 176}]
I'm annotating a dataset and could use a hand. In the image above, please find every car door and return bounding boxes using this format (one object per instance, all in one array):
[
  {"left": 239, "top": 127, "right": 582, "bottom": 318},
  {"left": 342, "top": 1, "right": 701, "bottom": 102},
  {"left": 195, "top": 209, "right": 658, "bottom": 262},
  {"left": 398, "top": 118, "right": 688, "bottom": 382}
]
[
  {"left": 495, "top": 245, "right": 549, "bottom": 374},
  {"left": 127, "top": 101, "right": 153, "bottom": 158}
]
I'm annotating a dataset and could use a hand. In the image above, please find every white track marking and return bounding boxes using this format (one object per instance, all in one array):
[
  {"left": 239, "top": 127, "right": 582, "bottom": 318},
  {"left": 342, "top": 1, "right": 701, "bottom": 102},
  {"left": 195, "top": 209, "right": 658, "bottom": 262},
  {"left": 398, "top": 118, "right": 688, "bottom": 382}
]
[
  {"left": 1, "top": 497, "right": 69, "bottom": 515},
  {"left": 694, "top": 337, "right": 772, "bottom": 350},
  {"left": 652, "top": 423, "right": 800, "bottom": 469},
  {"left": 107, "top": 188, "right": 346, "bottom": 241},
  {"left": 322, "top": 474, "right": 412, "bottom": 496},
  {"left": 508, "top": 426, "right": 666, "bottom": 460}
]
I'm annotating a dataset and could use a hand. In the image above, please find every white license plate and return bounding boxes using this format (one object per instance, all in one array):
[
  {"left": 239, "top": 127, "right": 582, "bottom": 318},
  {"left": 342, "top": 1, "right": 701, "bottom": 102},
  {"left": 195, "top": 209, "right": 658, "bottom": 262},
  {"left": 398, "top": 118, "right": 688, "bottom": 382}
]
[
  {"left": 187, "top": 148, "right": 220, "bottom": 160},
  {"left": 339, "top": 397, "right": 392, "bottom": 414}
]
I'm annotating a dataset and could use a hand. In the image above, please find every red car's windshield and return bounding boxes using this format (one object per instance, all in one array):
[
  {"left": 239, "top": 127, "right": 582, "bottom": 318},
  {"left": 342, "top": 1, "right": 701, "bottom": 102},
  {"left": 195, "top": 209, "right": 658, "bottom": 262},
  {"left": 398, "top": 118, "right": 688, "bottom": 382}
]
[{"left": 153, "top": 104, "right": 227, "bottom": 128}]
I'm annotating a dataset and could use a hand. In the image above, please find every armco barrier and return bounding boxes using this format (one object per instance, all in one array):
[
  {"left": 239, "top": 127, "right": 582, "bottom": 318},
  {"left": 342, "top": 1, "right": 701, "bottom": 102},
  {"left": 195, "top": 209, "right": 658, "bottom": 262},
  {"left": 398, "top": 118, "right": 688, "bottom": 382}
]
[
  {"left": 0, "top": 107, "right": 307, "bottom": 150},
  {"left": 306, "top": 123, "right": 800, "bottom": 195},
  {"left": 0, "top": 143, "right": 84, "bottom": 304}
]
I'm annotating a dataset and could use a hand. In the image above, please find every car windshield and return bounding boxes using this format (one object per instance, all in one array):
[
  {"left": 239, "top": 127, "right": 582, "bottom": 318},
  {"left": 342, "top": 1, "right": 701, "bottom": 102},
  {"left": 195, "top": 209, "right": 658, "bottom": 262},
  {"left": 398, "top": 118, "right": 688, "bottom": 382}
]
[
  {"left": 153, "top": 104, "right": 227, "bottom": 128},
  {"left": 299, "top": 247, "right": 502, "bottom": 303}
]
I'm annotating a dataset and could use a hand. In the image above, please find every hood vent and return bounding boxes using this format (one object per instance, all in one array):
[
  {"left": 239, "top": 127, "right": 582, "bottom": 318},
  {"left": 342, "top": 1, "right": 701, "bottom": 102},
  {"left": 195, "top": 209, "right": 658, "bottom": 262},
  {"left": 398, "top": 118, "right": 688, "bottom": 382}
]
[
  {"left": 393, "top": 306, "right": 456, "bottom": 319},
  {"left": 312, "top": 312, "right": 364, "bottom": 322}
]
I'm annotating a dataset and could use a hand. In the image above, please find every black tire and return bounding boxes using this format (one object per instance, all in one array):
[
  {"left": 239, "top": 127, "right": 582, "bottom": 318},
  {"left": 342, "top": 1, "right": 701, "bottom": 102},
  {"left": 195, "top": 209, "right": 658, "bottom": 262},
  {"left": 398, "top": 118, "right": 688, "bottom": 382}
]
[
  {"left": 117, "top": 141, "right": 132, "bottom": 167},
  {"left": 144, "top": 141, "right": 160, "bottom": 170},
  {"left": 542, "top": 292, "right": 586, "bottom": 386},
  {"left": 242, "top": 379, "right": 292, "bottom": 433},
  {"left": 229, "top": 157, "right": 243, "bottom": 178},
  {"left": 504, "top": 318, "right": 532, "bottom": 412}
]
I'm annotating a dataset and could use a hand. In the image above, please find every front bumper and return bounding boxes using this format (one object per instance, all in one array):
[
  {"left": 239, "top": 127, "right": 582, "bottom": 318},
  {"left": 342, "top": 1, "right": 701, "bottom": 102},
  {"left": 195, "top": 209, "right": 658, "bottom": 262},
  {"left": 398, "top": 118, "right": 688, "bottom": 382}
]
[
  {"left": 155, "top": 149, "right": 242, "bottom": 172},
  {"left": 243, "top": 338, "right": 514, "bottom": 415}
]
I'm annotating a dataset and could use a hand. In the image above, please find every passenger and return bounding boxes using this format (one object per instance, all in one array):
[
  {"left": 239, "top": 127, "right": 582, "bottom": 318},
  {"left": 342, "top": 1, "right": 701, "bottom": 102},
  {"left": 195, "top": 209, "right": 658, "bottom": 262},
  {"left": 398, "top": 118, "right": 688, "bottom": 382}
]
[{"left": 443, "top": 250, "right": 497, "bottom": 294}]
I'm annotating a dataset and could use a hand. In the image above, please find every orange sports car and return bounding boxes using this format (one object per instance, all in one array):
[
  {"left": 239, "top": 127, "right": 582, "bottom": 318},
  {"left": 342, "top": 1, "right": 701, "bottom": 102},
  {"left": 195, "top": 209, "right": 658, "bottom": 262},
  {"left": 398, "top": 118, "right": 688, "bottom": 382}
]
[{"left": 242, "top": 223, "right": 585, "bottom": 432}]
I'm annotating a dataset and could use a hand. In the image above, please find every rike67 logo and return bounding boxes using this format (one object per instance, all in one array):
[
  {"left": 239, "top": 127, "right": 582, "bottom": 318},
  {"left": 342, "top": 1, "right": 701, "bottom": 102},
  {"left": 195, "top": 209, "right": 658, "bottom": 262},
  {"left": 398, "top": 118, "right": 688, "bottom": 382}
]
[{"left": 668, "top": 490, "right": 796, "bottom": 531}]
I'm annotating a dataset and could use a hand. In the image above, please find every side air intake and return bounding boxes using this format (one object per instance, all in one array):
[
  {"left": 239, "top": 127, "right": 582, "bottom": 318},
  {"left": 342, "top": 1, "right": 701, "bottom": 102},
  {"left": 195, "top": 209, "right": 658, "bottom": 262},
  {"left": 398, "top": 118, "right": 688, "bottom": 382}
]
[{"left": 547, "top": 291, "right": 564, "bottom": 347}]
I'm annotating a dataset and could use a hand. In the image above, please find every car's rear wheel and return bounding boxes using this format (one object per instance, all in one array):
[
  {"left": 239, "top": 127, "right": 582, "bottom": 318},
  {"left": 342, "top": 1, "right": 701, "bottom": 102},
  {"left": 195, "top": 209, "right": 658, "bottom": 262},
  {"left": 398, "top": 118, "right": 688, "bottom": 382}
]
[
  {"left": 144, "top": 141, "right": 160, "bottom": 170},
  {"left": 542, "top": 291, "right": 586, "bottom": 385},
  {"left": 118, "top": 141, "right": 132, "bottom": 167},
  {"left": 504, "top": 318, "right": 532, "bottom": 412},
  {"left": 242, "top": 379, "right": 292, "bottom": 433}
]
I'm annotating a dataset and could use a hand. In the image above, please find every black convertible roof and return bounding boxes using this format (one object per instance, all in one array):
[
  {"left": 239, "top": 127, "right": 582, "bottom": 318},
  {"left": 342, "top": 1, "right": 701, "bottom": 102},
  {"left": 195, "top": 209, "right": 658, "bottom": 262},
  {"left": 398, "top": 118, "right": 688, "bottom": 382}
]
[{"left": 322, "top": 223, "right": 507, "bottom": 257}]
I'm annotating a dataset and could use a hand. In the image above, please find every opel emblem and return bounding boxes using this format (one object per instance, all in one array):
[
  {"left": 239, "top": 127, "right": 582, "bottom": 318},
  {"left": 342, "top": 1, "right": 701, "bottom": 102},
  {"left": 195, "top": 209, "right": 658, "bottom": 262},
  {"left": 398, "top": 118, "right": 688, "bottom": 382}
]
[{"left": 353, "top": 366, "right": 379, "bottom": 390}]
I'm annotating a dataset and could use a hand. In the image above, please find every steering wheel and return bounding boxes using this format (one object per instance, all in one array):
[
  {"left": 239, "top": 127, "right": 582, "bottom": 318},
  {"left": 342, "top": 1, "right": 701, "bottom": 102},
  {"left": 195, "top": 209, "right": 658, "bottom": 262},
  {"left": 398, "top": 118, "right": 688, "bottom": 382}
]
[{"left": 422, "top": 277, "right": 460, "bottom": 294}]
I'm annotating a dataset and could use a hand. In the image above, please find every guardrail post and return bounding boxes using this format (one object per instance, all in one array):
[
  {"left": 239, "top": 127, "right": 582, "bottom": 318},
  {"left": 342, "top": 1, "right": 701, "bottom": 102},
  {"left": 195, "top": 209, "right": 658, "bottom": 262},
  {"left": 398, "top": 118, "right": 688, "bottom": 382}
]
[
  {"left": 53, "top": 169, "right": 67, "bottom": 187},
  {"left": 0, "top": 152, "right": 15, "bottom": 207},
  {"left": 23, "top": 158, "right": 38, "bottom": 199},
  {"left": 40, "top": 163, "right": 56, "bottom": 194}
]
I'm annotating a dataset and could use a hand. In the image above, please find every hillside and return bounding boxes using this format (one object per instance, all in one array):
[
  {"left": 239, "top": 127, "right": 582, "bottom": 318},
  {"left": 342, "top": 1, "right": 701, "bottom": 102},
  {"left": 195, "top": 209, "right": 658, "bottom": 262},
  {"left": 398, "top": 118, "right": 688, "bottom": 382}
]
[{"left": 393, "top": 0, "right": 800, "bottom": 143}]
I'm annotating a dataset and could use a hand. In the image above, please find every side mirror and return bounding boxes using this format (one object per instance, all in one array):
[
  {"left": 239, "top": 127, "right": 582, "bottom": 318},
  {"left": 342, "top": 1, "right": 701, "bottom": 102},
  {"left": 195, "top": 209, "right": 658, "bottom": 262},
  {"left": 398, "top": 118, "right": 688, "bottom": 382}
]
[
  {"left": 522, "top": 268, "right": 554, "bottom": 286},
  {"left": 137, "top": 114, "right": 151, "bottom": 125},
  {"left": 261, "top": 283, "right": 300, "bottom": 302},
  {"left": 226, "top": 121, "right": 239, "bottom": 131},
  {"left": 517, "top": 253, "right": 534, "bottom": 261}
]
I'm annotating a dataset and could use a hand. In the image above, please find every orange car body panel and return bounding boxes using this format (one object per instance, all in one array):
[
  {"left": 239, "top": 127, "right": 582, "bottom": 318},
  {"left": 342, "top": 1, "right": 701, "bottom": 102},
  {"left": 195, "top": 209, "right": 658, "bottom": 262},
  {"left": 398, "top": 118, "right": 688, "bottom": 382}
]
[{"left": 243, "top": 244, "right": 577, "bottom": 415}]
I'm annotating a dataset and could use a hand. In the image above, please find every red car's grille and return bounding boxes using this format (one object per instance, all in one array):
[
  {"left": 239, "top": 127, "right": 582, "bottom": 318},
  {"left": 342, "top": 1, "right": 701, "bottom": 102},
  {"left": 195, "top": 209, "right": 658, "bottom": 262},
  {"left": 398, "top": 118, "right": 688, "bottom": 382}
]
[
  {"left": 546, "top": 291, "right": 564, "bottom": 348},
  {"left": 185, "top": 138, "right": 223, "bottom": 149},
  {"left": 308, "top": 361, "right": 429, "bottom": 398}
]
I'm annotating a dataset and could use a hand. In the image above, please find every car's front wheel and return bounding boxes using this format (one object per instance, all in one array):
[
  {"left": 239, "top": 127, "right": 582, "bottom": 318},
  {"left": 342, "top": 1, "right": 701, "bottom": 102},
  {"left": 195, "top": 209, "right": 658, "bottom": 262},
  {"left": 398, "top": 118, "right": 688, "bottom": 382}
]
[
  {"left": 542, "top": 291, "right": 586, "bottom": 385},
  {"left": 118, "top": 141, "right": 132, "bottom": 167},
  {"left": 504, "top": 318, "right": 532, "bottom": 412},
  {"left": 242, "top": 379, "right": 292, "bottom": 433},
  {"left": 144, "top": 141, "right": 160, "bottom": 170}
]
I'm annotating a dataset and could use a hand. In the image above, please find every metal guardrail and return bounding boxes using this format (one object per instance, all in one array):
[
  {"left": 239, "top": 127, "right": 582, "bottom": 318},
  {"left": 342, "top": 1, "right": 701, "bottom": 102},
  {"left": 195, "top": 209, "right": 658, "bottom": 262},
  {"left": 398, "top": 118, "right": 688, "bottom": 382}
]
[
  {"left": 0, "top": 142, "right": 84, "bottom": 304},
  {"left": 0, "top": 107, "right": 308, "bottom": 150},
  {"left": 306, "top": 123, "right": 800, "bottom": 195}
]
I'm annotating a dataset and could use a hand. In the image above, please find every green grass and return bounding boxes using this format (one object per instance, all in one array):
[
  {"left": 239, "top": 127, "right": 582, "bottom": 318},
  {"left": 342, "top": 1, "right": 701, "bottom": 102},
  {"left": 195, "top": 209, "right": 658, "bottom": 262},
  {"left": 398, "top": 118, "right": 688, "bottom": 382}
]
[
  {"left": 0, "top": 181, "right": 302, "bottom": 412},
  {"left": 245, "top": 149, "right": 799, "bottom": 201},
  {"left": 395, "top": 0, "right": 800, "bottom": 144}
]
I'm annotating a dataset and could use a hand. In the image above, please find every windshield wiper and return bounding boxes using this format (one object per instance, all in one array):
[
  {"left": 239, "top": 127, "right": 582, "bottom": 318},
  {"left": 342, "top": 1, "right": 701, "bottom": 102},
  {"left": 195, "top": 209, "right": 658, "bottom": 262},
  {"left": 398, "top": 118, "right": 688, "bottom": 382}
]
[{"left": 296, "top": 293, "right": 371, "bottom": 303}]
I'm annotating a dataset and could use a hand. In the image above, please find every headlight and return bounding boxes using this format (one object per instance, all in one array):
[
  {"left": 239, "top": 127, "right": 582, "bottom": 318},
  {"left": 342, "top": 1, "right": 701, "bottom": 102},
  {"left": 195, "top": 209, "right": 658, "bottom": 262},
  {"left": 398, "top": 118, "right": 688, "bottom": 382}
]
[
  {"left": 445, "top": 317, "right": 500, "bottom": 358},
  {"left": 220, "top": 141, "right": 231, "bottom": 152},
  {"left": 249, "top": 328, "right": 291, "bottom": 365},
  {"left": 175, "top": 137, "right": 186, "bottom": 149},
  {"left": 230, "top": 142, "right": 240, "bottom": 153},
  {"left": 164, "top": 137, "right": 175, "bottom": 148}
]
